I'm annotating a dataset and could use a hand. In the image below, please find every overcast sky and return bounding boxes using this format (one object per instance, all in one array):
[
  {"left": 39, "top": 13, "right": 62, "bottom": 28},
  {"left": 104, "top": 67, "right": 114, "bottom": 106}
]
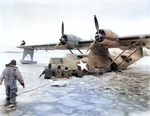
[{"left": 0, "top": 0, "right": 150, "bottom": 51}]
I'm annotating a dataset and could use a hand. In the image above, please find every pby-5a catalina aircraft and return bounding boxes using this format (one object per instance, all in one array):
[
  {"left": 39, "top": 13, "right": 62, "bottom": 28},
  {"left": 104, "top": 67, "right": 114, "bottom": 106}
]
[{"left": 17, "top": 15, "right": 150, "bottom": 74}]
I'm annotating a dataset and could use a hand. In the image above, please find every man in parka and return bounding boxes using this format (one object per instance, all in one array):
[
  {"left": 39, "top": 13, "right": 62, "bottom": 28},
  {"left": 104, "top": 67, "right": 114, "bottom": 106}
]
[
  {"left": 0, "top": 60, "right": 25, "bottom": 110},
  {"left": 91, "top": 66, "right": 100, "bottom": 76},
  {"left": 39, "top": 63, "right": 52, "bottom": 79},
  {"left": 55, "top": 66, "right": 63, "bottom": 78},
  {"left": 62, "top": 67, "right": 71, "bottom": 78},
  {"left": 75, "top": 66, "right": 83, "bottom": 78}
]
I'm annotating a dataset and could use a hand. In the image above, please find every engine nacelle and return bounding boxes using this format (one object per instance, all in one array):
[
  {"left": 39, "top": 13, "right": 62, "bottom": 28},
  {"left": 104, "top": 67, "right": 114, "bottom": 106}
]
[
  {"left": 61, "top": 34, "right": 82, "bottom": 46},
  {"left": 95, "top": 29, "right": 119, "bottom": 47}
]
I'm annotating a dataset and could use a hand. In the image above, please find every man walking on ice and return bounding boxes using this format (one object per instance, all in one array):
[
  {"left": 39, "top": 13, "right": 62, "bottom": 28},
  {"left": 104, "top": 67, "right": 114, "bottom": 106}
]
[{"left": 0, "top": 59, "right": 25, "bottom": 110}]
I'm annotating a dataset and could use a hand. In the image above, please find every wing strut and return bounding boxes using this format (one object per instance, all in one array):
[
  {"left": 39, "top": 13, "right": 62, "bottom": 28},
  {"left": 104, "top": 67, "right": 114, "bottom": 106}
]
[
  {"left": 69, "top": 49, "right": 73, "bottom": 54},
  {"left": 105, "top": 42, "right": 135, "bottom": 69},
  {"left": 77, "top": 48, "right": 83, "bottom": 54},
  {"left": 118, "top": 43, "right": 143, "bottom": 67}
]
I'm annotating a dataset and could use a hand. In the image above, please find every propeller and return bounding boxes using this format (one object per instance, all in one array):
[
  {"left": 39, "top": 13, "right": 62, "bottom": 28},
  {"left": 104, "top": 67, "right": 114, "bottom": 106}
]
[
  {"left": 62, "top": 21, "right": 64, "bottom": 36},
  {"left": 53, "top": 21, "right": 75, "bottom": 50},
  {"left": 86, "top": 15, "right": 118, "bottom": 53},
  {"left": 94, "top": 15, "right": 99, "bottom": 35},
  {"left": 86, "top": 15, "right": 100, "bottom": 53},
  {"left": 102, "top": 36, "right": 118, "bottom": 41},
  {"left": 94, "top": 15, "right": 118, "bottom": 41},
  {"left": 53, "top": 21, "right": 66, "bottom": 50},
  {"left": 53, "top": 42, "right": 60, "bottom": 50},
  {"left": 86, "top": 39, "right": 96, "bottom": 53}
]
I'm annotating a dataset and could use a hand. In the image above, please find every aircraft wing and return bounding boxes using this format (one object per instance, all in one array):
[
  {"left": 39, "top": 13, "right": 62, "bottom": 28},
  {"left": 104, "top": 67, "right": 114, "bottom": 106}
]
[
  {"left": 117, "top": 34, "right": 150, "bottom": 49},
  {"left": 17, "top": 43, "right": 70, "bottom": 50},
  {"left": 77, "top": 40, "right": 93, "bottom": 49},
  {"left": 75, "top": 34, "right": 150, "bottom": 50},
  {"left": 17, "top": 40, "right": 94, "bottom": 50},
  {"left": 17, "top": 34, "right": 150, "bottom": 51}
]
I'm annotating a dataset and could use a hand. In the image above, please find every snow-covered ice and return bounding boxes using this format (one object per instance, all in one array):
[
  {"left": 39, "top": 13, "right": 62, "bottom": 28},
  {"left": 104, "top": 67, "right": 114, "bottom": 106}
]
[{"left": 0, "top": 50, "right": 150, "bottom": 116}]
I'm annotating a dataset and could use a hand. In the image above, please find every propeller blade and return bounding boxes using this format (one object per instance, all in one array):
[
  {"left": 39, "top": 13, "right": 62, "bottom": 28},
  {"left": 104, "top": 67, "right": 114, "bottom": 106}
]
[
  {"left": 86, "top": 15, "right": 99, "bottom": 53},
  {"left": 62, "top": 21, "right": 64, "bottom": 36},
  {"left": 94, "top": 15, "right": 99, "bottom": 33},
  {"left": 86, "top": 39, "right": 96, "bottom": 53},
  {"left": 103, "top": 36, "right": 118, "bottom": 41},
  {"left": 53, "top": 42, "right": 60, "bottom": 50}
]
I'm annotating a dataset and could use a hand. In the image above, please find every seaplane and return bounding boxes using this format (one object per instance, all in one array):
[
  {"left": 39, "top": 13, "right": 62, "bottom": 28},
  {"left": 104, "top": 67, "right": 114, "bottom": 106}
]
[{"left": 17, "top": 15, "right": 150, "bottom": 74}]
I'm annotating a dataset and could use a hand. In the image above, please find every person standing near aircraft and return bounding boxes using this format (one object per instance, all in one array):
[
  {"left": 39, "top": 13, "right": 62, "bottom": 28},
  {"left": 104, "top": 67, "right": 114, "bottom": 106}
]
[
  {"left": 39, "top": 64, "right": 52, "bottom": 79},
  {"left": 62, "top": 67, "right": 71, "bottom": 78},
  {"left": 99, "top": 67, "right": 104, "bottom": 75},
  {"left": 0, "top": 60, "right": 25, "bottom": 110},
  {"left": 20, "top": 40, "right": 26, "bottom": 46},
  {"left": 75, "top": 66, "right": 83, "bottom": 77},
  {"left": 55, "top": 66, "right": 63, "bottom": 78},
  {"left": 91, "top": 66, "right": 100, "bottom": 76}
]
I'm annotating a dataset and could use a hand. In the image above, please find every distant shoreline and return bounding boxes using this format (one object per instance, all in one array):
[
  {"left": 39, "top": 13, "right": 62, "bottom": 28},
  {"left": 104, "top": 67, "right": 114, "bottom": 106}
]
[{"left": 0, "top": 51, "right": 22, "bottom": 53}]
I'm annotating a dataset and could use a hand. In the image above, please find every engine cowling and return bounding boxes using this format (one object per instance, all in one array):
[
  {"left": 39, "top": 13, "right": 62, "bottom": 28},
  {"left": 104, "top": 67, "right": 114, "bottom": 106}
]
[
  {"left": 60, "top": 34, "right": 82, "bottom": 46},
  {"left": 95, "top": 29, "right": 119, "bottom": 47}
]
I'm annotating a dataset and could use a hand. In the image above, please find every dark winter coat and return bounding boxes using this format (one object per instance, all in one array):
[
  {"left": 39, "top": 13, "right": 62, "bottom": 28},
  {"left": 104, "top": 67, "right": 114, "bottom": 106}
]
[
  {"left": 42, "top": 68, "right": 52, "bottom": 79},
  {"left": 76, "top": 70, "right": 83, "bottom": 77}
]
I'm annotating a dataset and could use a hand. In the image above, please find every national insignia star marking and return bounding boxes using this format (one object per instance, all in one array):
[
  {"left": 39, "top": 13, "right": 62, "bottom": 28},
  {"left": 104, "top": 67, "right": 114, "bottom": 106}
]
[{"left": 77, "top": 60, "right": 88, "bottom": 70}]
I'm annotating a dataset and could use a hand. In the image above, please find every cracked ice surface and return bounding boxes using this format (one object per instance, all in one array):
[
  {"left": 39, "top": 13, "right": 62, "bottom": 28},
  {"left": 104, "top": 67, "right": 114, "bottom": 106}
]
[
  {"left": 58, "top": 99, "right": 85, "bottom": 107},
  {"left": 0, "top": 50, "right": 150, "bottom": 116},
  {"left": 34, "top": 104, "right": 54, "bottom": 111}
]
